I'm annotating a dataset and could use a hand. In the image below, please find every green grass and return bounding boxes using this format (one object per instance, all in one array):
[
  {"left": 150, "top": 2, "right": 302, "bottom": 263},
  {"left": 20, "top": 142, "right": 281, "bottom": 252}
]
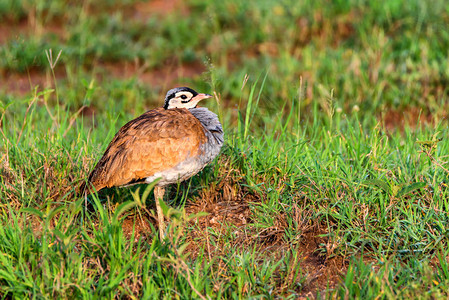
[{"left": 1, "top": 0, "right": 449, "bottom": 298}]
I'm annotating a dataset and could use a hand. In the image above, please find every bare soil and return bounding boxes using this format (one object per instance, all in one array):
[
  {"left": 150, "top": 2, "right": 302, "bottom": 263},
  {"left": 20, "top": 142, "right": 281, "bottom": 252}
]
[
  {"left": 381, "top": 106, "right": 440, "bottom": 131},
  {"left": 118, "top": 166, "right": 347, "bottom": 298},
  {"left": 0, "top": 0, "right": 201, "bottom": 96},
  {"left": 0, "top": 68, "right": 64, "bottom": 95},
  {"left": 184, "top": 193, "right": 347, "bottom": 297},
  {"left": 3, "top": 1, "right": 430, "bottom": 297}
]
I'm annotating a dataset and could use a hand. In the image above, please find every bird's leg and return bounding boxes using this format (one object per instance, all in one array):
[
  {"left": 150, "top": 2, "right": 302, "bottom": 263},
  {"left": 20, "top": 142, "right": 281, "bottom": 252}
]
[{"left": 154, "top": 186, "right": 165, "bottom": 240}]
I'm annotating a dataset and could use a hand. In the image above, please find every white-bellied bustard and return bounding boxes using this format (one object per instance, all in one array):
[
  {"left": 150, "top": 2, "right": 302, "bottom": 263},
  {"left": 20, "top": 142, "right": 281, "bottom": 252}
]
[{"left": 83, "top": 87, "right": 224, "bottom": 239}]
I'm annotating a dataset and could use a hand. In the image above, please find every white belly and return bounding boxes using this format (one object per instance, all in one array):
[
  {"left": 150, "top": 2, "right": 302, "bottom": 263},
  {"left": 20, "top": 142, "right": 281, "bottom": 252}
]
[{"left": 144, "top": 156, "right": 205, "bottom": 186}]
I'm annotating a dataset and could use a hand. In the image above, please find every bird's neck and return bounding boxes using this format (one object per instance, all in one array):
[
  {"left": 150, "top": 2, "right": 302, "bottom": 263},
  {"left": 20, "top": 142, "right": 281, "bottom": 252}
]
[{"left": 189, "top": 107, "right": 224, "bottom": 146}]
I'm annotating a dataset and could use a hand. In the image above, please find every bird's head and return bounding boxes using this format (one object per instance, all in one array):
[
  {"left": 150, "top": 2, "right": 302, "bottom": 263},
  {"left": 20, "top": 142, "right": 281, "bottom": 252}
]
[{"left": 164, "top": 87, "right": 212, "bottom": 110}]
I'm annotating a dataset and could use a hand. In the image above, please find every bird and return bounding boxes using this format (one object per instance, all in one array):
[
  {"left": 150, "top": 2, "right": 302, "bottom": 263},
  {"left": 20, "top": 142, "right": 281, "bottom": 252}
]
[{"left": 83, "top": 87, "right": 224, "bottom": 239}]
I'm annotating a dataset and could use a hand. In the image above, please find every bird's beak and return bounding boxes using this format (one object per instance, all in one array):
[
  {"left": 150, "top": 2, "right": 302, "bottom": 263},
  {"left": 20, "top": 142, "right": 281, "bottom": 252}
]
[{"left": 193, "top": 93, "right": 213, "bottom": 102}]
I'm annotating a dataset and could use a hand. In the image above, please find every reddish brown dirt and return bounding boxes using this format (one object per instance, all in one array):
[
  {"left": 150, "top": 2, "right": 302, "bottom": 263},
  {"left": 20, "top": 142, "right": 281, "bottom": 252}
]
[
  {"left": 133, "top": 0, "right": 188, "bottom": 19},
  {"left": 179, "top": 168, "right": 346, "bottom": 297},
  {"left": 0, "top": 68, "right": 66, "bottom": 95},
  {"left": 380, "top": 106, "right": 439, "bottom": 131},
  {"left": 297, "top": 230, "right": 347, "bottom": 297},
  {"left": 0, "top": 0, "right": 183, "bottom": 44},
  {"left": 0, "top": 19, "right": 28, "bottom": 44},
  {"left": 293, "top": 11, "right": 356, "bottom": 49},
  {"left": 121, "top": 213, "right": 154, "bottom": 243},
  {"left": 0, "top": 16, "right": 66, "bottom": 44},
  {"left": 0, "top": 0, "right": 199, "bottom": 96},
  {"left": 183, "top": 196, "right": 346, "bottom": 297},
  {"left": 0, "top": 3, "right": 381, "bottom": 295},
  {"left": 101, "top": 59, "right": 206, "bottom": 89},
  {"left": 115, "top": 160, "right": 347, "bottom": 297},
  {"left": 1, "top": 59, "right": 206, "bottom": 96}
]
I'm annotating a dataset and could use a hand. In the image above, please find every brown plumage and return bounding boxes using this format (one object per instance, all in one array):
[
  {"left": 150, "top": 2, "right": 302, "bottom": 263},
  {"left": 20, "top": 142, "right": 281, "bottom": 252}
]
[
  {"left": 82, "top": 87, "right": 224, "bottom": 239},
  {"left": 87, "top": 108, "right": 207, "bottom": 191}
]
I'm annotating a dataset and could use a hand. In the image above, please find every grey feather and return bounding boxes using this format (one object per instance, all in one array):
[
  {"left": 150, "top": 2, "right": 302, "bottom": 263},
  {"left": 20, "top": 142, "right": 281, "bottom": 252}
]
[
  {"left": 144, "top": 106, "right": 223, "bottom": 186},
  {"left": 189, "top": 107, "right": 224, "bottom": 147}
]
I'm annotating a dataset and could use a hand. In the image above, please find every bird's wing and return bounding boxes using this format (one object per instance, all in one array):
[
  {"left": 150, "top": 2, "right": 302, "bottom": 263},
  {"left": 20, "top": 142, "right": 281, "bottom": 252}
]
[{"left": 88, "top": 108, "right": 206, "bottom": 190}]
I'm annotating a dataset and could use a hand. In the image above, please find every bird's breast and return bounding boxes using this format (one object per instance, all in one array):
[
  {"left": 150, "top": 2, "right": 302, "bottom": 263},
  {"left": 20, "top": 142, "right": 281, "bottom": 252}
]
[{"left": 145, "top": 107, "right": 224, "bottom": 186}]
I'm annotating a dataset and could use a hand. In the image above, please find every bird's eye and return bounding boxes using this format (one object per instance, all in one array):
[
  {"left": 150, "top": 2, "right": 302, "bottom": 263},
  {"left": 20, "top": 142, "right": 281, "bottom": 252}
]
[{"left": 180, "top": 95, "right": 188, "bottom": 100}]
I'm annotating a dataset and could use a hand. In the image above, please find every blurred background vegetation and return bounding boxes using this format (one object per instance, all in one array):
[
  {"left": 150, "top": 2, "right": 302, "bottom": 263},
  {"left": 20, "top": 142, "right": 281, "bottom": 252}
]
[
  {"left": 1, "top": 0, "right": 449, "bottom": 298},
  {"left": 1, "top": 0, "right": 448, "bottom": 125}
]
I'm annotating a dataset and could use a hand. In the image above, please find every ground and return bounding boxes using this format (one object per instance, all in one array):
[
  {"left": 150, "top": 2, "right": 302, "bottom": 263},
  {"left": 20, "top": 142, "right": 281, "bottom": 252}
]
[{"left": 1, "top": 0, "right": 449, "bottom": 298}]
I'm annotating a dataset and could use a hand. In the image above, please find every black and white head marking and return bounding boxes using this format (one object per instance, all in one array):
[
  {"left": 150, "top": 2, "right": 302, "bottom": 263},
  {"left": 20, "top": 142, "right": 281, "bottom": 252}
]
[{"left": 164, "top": 87, "right": 199, "bottom": 109}]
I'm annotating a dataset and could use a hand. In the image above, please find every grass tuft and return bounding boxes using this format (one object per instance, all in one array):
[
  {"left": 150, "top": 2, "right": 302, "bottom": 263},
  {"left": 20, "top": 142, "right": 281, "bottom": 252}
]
[{"left": 1, "top": 0, "right": 449, "bottom": 297}]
